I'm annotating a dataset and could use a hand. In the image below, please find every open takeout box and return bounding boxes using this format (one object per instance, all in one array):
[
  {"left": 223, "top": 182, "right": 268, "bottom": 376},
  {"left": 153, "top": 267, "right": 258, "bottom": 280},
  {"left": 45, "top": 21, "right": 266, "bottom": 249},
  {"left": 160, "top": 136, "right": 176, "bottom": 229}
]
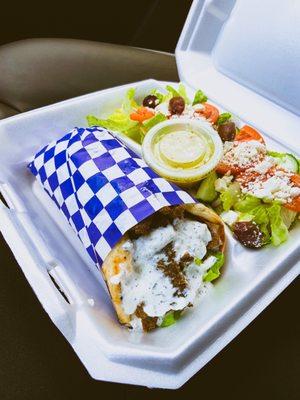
[{"left": 0, "top": 0, "right": 299, "bottom": 389}]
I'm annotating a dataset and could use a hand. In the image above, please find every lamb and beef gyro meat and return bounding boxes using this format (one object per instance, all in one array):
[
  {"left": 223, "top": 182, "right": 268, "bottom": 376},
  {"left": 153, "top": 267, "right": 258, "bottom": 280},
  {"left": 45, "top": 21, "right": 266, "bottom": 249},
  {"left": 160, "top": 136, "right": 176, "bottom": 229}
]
[{"left": 102, "top": 205, "right": 225, "bottom": 331}]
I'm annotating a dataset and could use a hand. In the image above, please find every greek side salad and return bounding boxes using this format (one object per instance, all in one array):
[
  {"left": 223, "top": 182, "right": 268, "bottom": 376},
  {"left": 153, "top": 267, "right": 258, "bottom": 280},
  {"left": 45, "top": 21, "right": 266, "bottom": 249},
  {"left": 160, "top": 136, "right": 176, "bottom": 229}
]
[{"left": 87, "top": 84, "right": 300, "bottom": 249}]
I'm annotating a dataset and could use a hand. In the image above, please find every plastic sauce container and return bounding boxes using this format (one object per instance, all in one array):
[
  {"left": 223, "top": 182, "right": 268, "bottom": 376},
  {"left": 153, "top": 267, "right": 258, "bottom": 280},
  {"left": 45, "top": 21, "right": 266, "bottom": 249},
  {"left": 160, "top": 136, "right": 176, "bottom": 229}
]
[{"left": 142, "top": 118, "right": 223, "bottom": 186}]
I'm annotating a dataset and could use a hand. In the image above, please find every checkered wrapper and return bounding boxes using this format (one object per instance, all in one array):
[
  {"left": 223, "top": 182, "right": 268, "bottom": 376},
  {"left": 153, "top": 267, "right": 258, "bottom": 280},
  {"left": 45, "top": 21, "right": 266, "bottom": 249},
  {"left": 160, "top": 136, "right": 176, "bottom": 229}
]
[{"left": 28, "top": 127, "right": 195, "bottom": 268}]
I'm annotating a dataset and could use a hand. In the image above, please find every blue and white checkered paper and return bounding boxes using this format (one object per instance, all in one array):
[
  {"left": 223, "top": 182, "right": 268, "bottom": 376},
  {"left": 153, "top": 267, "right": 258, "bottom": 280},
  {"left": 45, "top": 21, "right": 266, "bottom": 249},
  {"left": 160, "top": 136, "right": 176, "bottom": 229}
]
[{"left": 28, "top": 127, "right": 195, "bottom": 268}]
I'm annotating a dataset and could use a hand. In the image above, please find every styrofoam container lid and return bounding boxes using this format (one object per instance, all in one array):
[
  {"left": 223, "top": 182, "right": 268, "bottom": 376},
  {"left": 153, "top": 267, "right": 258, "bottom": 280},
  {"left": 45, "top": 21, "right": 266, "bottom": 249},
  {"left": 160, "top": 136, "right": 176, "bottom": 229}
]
[{"left": 176, "top": 0, "right": 300, "bottom": 152}]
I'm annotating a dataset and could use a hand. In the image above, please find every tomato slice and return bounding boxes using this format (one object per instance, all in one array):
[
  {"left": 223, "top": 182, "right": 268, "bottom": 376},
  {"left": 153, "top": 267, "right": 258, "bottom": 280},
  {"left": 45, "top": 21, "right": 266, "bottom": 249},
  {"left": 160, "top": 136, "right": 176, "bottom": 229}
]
[
  {"left": 215, "top": 161, "right": 243, "bottom": 176},
  {"left": 236, "top": 170, "right": 262, "bottom": 184},
  {"left": 198, "top": 103, "right": 219, "bottom": 124},
  {"left": 284, "top": 196, "right": 300, "bottom": 212},
  {"left": 291, "top": 174, "right": 300, "bottom": 187},
  {"left": 130, "top": 107, "right": 154, "bottom": 122},
  {"left": 285, "top": 174, "right": 300, "bottom": 211},
  {"left": 235, "top": 125, "right": 265, "bottom": 144}
]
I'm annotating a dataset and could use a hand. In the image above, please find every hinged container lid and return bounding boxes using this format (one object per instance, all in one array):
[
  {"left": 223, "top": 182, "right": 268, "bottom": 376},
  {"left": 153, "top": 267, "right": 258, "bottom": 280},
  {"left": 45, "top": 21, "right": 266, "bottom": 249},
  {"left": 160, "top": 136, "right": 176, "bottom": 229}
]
[{"left": 176, "top": 0, "right": 300, "bottom": 151}]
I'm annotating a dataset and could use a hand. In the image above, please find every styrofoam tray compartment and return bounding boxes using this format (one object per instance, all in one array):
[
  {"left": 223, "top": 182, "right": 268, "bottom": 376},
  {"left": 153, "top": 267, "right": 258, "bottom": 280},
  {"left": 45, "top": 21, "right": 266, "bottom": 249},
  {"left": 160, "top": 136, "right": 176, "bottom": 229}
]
[
  {"left": 0, "top": 79, "right": 299, "bottom": 388},
  {"left": 176, "top": 0, "right": 300, "bottom": 154}
]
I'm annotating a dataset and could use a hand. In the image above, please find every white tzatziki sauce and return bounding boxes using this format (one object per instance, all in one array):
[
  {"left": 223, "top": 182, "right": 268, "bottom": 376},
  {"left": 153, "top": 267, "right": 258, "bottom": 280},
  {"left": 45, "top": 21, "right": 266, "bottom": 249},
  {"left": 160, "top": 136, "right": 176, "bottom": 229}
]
[{"left": 116, "top": 218, "right": 216, "bottom": 318}]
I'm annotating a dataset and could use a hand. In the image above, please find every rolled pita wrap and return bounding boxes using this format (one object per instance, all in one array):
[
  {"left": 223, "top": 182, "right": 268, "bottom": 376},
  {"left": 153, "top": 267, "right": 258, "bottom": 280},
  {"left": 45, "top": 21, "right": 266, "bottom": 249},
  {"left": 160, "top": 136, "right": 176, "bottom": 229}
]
[
  {"left": 103, "top": 203, "right": 225, "bottom": 331},
  {"left": 28, "top": 127, "right": 225, "bottom": 332}
]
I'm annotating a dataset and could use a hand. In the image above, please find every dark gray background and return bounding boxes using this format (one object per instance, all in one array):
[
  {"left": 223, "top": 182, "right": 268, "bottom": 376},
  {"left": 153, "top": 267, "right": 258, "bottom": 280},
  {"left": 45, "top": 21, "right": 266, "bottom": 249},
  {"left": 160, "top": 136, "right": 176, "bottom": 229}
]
[
  {"left": 0, "top": 1, "right": 299, "bottom": 399},
  {"left": 0, "top": 0, "right": 192, "bottom": 52}
]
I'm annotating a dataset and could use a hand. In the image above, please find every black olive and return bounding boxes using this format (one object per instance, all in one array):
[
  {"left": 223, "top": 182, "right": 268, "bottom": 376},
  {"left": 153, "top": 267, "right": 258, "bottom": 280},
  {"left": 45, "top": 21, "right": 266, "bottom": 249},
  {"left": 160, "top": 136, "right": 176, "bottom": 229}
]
[
  {"left": 218, "top": 121, "right": 236, "bottom": 142},
  {"left": 169, "top": 96, "right": 185, "bottom": 115},
  {"left": 142, "top": 95, "right": 159, "bottom": 109},
  {"left": 233, "top": 221, "right": 264, "bottom": 248}
]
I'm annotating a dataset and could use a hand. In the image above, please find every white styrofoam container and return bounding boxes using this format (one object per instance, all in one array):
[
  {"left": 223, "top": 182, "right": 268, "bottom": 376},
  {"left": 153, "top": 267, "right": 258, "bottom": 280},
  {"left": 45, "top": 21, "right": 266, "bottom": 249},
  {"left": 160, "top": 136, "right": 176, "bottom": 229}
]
[{"left": 0, "top": 0, "right": 299, "bottom": 389}]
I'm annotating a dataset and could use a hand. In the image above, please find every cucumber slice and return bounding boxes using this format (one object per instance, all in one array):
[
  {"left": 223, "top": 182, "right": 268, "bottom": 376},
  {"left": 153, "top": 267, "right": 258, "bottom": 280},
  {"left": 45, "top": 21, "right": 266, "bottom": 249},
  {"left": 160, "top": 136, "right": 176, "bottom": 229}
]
[
  {"left": 196, "top": 171, "right": 218, "bottom": 202},
  {"left": 268, "top": 151, "right": 299, "bottom": 173}
]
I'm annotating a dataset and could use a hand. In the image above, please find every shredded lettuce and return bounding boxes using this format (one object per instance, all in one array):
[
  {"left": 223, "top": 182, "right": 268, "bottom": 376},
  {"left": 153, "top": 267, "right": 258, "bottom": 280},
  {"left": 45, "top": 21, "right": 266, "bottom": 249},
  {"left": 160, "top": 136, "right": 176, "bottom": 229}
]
[
  {"left": 149, "top": 88, "right": 164, "bottom": 103},
  {"left": 87, "top": 88, "right": 138, "bottom": 132},
  {"left": 238, "top": 212, "right": 254, "bottom": 222},
  {"left": 234, "top": 195, "right": 261, "bottom": 213},
  {"left": 203, "top": 252, "right": 224, "bottom": 282},
  {"left": 192, "top": 89, "right": 208, "bottom": 105},
  {"left": 178, "top": 83, "right": 191, "bottom": 104},
  {"left": 86, "top": 88, "right": 167, "bottom": 144},
  {"left": 234, "top": 196, "right": 289, "bottom": 246},
  {"left": 165, "top": 84, "right": 180, "bottom": 98},
  {"left": 194, "top": 257, "right": 202, "bottom": 266},
  {"left": 160, "top": 310, "right": 182, "bottom": 327},
  {"left": 267, "top": 203, "right": 289, "bottom": 246},
  {"left": 122, "top": 87, "right": 138, "bottom": 113},
  {"left": 87, "top": 112, "right": 136, "bottom": 132},
  {"left": 220, "top": 182, "right": 241, "bottom": 211},
  {"left": 142, "top": 113, "right": 167, "bottom": 130},
  {"left": 87, "top": 108, "right": 138, "bottom": 130}
]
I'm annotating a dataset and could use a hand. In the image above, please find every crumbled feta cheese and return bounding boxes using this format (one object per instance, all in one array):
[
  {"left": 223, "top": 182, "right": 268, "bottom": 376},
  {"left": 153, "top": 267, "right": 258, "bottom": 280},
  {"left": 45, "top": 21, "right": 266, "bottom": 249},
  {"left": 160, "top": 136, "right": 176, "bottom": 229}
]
[
  {"left": 215, "top": 175, "right": 234, "bottom": 192},
  {"left": 122, "top": 240, "right": 133, "bottom": 252},
  {"left": 251, "top": 156, "right": 275, "bottom": 174},
  {"left": 222, "top": 140, "right": 266, "bottom": 168},
  {"left": 155, "top": 102, "right": 207, "bottom": 121},
  {"left": 155, "top": 102, "right": 170, "bottom": 116},
  {"left": 129, "top": 316, "right": 143, "bottom": 331},
  {"left": 220, "top": 210, "right": 239, "bottom": 226},
  {"left": 239, "top": 169, "right": 300, "bottom": 203}
]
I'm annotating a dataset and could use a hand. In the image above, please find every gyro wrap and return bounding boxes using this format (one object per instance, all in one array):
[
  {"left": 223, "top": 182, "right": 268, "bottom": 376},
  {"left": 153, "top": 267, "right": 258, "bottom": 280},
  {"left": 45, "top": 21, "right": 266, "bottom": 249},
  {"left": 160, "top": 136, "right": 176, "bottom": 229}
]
[{"left": 28, "top": 126, "right": 196, "bottom": 267}]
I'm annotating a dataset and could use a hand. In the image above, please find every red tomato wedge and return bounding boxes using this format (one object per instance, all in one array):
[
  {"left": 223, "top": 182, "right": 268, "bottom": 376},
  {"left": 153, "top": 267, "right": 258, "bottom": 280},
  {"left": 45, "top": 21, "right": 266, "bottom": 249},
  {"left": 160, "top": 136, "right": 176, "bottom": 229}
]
[
  {"left": 285, "top": 197, "right": 300, "bottom": 212},
  {"left": 130, "top": 107, "right": 154, "bottom": 122},
  {"left": 291, "top": 174, "right": 300, "bottom": 186},
  {"left": 197, "top": 103, "right": 219, "bottom": 124},
  {"left": 235, "top": 125, "right": 265, "bottom": 144},
  {"left": 285, "top": 174, "right": 300, "bottom": 212},
  {"left": 215, "top": 162, "right": 242, "bottom": 176}
]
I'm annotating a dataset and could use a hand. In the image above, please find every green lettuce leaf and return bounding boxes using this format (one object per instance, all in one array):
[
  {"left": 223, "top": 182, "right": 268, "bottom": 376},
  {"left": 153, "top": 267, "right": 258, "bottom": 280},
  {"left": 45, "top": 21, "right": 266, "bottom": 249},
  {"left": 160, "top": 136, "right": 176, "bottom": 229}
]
[
  {"left": 86, "top": 115, "right": 104, "bottom": 127},
  {"left": 267, "top": 203, "right": 289, "bottom": 246},
  {"left": 149, "top": 88, "right": 164, "bottom": 103},
  {"left": 86, "top": 88, "right": 145, "bottom": 141},
  {"left": 87, "top": 110, "right": 137, "bottom": 131},
  {"left": 250, "top": 205, "right": 269, "bottom": 224},
  {"left": 217, "top": 112, "right": 232, "bottom": 125},
  {"left": 165, "top": 84, "right": 180, "bottom": 98},
  {"left": 203, "top": 252, "right": 224, "bottom": 282},
  {"left": 178, "top": 83, "right": 191, "bottom": 104},
  {"left": 142, "top": 113, "right": 167, "bottom": 130},
  {"left": 194, "top": 257, "right": 202, "bottom": 266},
  {"left": 234, "top": 195, "right": 261, "bottom": 213},
  {"left": 125, "top": 125, "right": 144, "bottom": 144},
  {"left": 160, "top": 310, "right": 182, "bottom": 327},
  {"left": 192, "top": 89, "right": 208, "bottom": 105},
  {"left": 122, "top": 87, "right": 138, "bottom": 113},
  {"left": 220, "top": 182, "right": 241, "bottom": 211},
  {"left": 235, "top": 198, "right": 289, "bottom": 246}
]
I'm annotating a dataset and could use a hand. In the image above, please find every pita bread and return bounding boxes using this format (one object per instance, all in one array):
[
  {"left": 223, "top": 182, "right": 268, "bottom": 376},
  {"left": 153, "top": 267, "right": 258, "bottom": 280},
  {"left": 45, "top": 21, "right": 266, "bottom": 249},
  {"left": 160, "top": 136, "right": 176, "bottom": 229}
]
[{"left": 102, "top": 204, "right": 225, "bottom": 328}]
